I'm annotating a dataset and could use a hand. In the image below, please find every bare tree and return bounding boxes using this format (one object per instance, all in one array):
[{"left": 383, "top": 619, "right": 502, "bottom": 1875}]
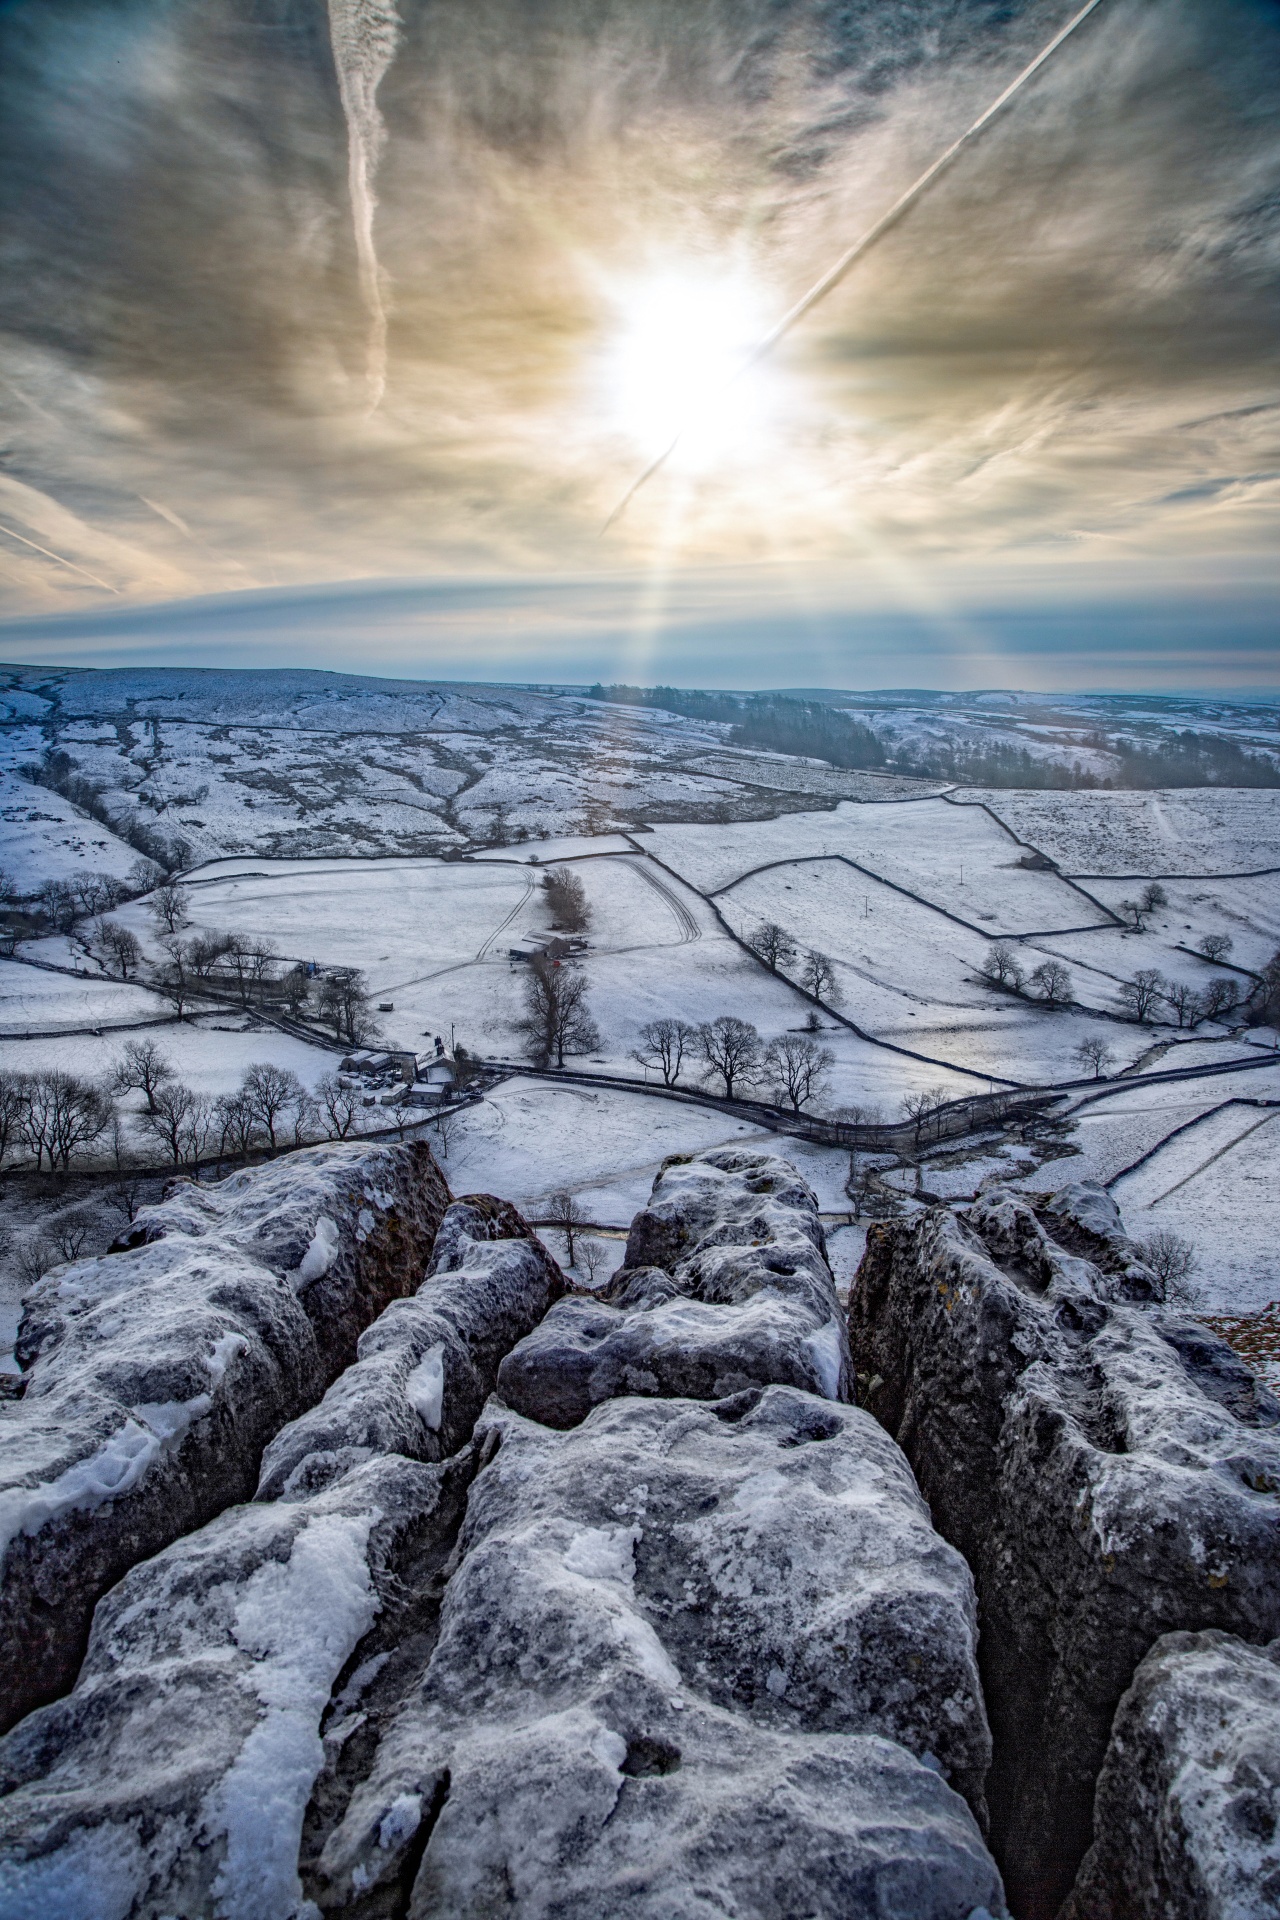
[
  {"left": 139, "top": 1081, "right": 211, "bottom": 1166},
  {"left": 546, "top": 1189, "right": 588, "bottom": 1265},
  {"left": 696, "top": 1016, "right": 761, "bottom": 1098},
  {"left": 92, "top": 918, "right": 142, "bottom": 980},
  {"left": 980, "top": 945, "right": 1024, "bottom": 993},
  {"left": 110, "top": 1038, "right": 174, "bottom": 1114},
  {"left": 1118, "top": 968, "right": 1165, "bottom": 1022},
  {"left": 317, "top": 967, "right": 375, "bottom": 1045},
  {"left": 45, "top": 1211, "right": 99, "bottom": 1265},
  {"left": 126, "top": 857, "right": 162, "bottom": 896},
  {"left": 186, "top": 931, "right": 232, "bottom": 980},
  {"left": 1141, "top": 881, "right": 1169, "bottom": 916},
  {"left": 282, "top": 963, "right": 311, "bottom": 1020},
  {"left": 1198, "top": 977, "right": 1239, "bottom": 1024},
  {"left": 1138, "top": 1229, "right": 1198, "bottom": 1305},
  {"left": 38, "top": 880, "right": 79, "bottom": 934},
  {"left": 800, "top": 949, "right": 843, "bottom": 1006},
  {"left": 155, "top": 937, "right": 194, "bottom": 1017},
  {"left": 900, "top": 1085, "right": 951, "bottom": 1150},
  {"left": 246, "top": 940, "right": 279, "bottom": 1006},
  {"left": 764, "top": 1033, "right": 834, "bottom": 1113},
  {"left": 215, "top": 1090, "right": 263, "bottom": 1163},
  {"left": 315, "top": 1072, "right": 362, "bottom": 1141},
  {"left": 1073, "top": 1037, "right": 1115, "bottom": 1079},
  {"left": 104, "top": 1175, "right": 148, "bottom": 1226},
  {"left": 1028, "top": 959, "right": 1072, "bottom": 1006},
  {"left": 150, "top": 880, "right": 190, "bottom": 935},
  {"left": 0, "top": 1072, "right": 28, "bottom": 1168},
  {"left": 632, "top": 1017, "right": 695, "bottom": 1087},
  {"left": 747, "top": 921, "right": 796, "bottom": 975},
  {"left": 1163, "top": 980, "right": 1202, "bottom": 1029},
  {"left": 516, "top": 956, "right": 600, "bottom": 1068},
  {"left": 542, "top": 866, "right": 590, "bottom": 933},
  {"left": 19, "top": 1072, "right": 113, "bottom": 1171},
  {"left": 577, "top": 1237, "right": 608, "bottom": 1286},
  {"left": 1118, "top": 890, "right": 1164, "bottom": 933},
  {"left": 1117, "top": 898, "right": 1147, "bottom": 932},
  {"left": 1199, "top": 933, "right": 1233, "bottom": 964},
  {"left": 241, "top": 1062, "right": 306, "bottom": 1151}
]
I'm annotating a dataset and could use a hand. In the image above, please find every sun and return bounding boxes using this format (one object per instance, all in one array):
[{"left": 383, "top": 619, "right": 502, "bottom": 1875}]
[{"left": 600, "top": 266, "right": 781, "bottom": 466}]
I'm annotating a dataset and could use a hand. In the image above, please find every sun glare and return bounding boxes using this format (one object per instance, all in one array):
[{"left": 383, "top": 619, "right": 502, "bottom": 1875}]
[{"left": 602, "top": 268, "right": 781, "bottom": 466}]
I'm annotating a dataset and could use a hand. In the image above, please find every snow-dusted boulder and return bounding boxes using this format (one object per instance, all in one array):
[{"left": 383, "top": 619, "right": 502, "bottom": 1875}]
[
  {"left": 1062, "top": 1629, "right": 1280, "bottom": 1920},
  {"left": 849, "top": 1187, "right": 1280, "bottom": 1920},
  {"left": 1028, "top": 1178, "right": 1160, "bottom": 1301},
  {"left": 0, "top": 1452, "right": 474, "bottom": 1920},
  {"left": 312, "top": 1386, "right": 1002, "bottom": 1915},
  {"left": 257, "top": 1197, "right": 563, "bottom": 1499},
  {"left": 497, "top": 1149, "right": 849, "bottom": 1425},
  {"left": 103, "top": 1140, "right": 451, "bottom": 1376},
  {"left": 0, "top": 1141, "right": 449, "bottom": 1732}
]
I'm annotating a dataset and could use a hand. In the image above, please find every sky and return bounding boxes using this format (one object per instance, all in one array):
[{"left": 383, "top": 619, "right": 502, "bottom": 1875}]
[{"left": 0, "top": 0, "right": 1278, "bottom": 690}]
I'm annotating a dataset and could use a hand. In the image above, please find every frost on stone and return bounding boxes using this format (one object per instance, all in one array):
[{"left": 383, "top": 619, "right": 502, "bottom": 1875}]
[
  {"left": 312, "top": 1386, "right": 1003, "bottom": 1916},
  {"left": 1062, "top": 1628, "right": 1280, "bottom": 1920},
  {"left": 255, "top": 1197, "right": 562, "bottom": 1500},
  {"left": 497, "top": 1149, "right": 851, "bottom": 1426},
  {"left": 0, "top": 1139, "right": 449, "bottom": 1734},
  {"left": 0, "top": 1454, "right": 472, "bottom": 1920},
  {"left": 849, "top": 1185, "right": 1280, "bottom": 1919}
]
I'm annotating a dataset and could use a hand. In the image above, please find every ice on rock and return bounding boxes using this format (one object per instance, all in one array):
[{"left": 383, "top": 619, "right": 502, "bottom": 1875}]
[
  {"left": 0, "top": 1454, "right": 473, "bottom": 1920},
  {"left": 312, "top": 1386, "right": 1003, "bottom": 1915},
  {"left": 849, "top": 1185, "right": 1280, "bottom": 1919},
  {"left": 0, "top": 1140, "right": 449, "bottom": 1733},
  {"left": 497, "top": 1149, "right": 851, "bottom": 1425},
  {"left": 255, "top": 1196, "right": 563, "bottom": 1499}
]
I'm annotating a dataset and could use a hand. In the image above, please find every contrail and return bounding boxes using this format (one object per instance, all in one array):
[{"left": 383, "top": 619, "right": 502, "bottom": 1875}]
[
  {"left": 327, "top": 0, "right": 401, "bottom": 410},
  {"left": 604, "top": 0, "right": 1109, "bottom": 531},
  {"left": 0, "top": 520, "right": 120, "bottom": 593}
]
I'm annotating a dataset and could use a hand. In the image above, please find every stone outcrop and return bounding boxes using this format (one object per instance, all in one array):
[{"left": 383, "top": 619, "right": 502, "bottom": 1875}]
[
  {"left": 0, "top": 1452, "right": 475, "bottom": 1920},
  {"left": 257, "top": 1197, "right": 563, "bottom": 1499},
  {"left": 848, "top": 1185, "right": 1280, "bottom": 1920},
  {"left": 0, "top": 1193, "right": 565, "bottom": 1919},
  {"left": 497, "top": 1149, "right": 849, "bottom": 1425},
  {"left": 0, "top": 1141, "right": 449, "bottom": 1733},
  {"left": 311, "top": 1386, "right": 1005, "bottom": 1917},
  {"left": 1062, "top": 1628, "right": 1280, "bottom": 1920}
]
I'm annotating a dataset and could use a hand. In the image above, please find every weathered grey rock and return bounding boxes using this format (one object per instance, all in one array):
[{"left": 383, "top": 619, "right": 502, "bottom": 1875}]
[
  {"left": 312, "top": 1386, "right": 1003, "bottom": 1916},
  {"left": 497, "top": 1149, "right": 849, "bottom": 1425},
  {"left": 1062, "top": 1629, "right": 1280, "bottom": 1920},
  {"left": 848, "top": 1187, "right": 1280, "bottom": 1920},
  {"left": 105, "top": 1141, "right": 452, "bottom": 1377},
  {"left": 256, "top": 1198, "right": 563, "bottom": 1499},
  {"left": 0, "top": 1141, "right": 449, "bottom": 1732},
  {"left": 0, "top": 1452, "right": 474, "bottom": 1920},
  {"left": 1026, "top": 1178, "right": 1160, "bottom": 1302}
]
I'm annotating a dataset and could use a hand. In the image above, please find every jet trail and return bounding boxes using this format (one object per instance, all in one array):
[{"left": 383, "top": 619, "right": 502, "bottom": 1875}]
[
  {"left": 328, "top": 0, "right": 402, "bottom": 410},
  {"left": 0, "top": 521, "right": 120, "bottom": 592},
  {"left": 604, "top": 0, "right": 1109, "bottom": 531}
]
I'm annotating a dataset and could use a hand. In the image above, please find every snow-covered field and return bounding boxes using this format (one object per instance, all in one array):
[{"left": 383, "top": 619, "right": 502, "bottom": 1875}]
[
  {"left": 2, "top": 666, "right": 1279, "bottom": 1332},
  {"left": 0, "top": 961, "right": 169, "bottom": 1036},
  {"left": 964, "top": 788, "right": 1280, "bottom": 877}
]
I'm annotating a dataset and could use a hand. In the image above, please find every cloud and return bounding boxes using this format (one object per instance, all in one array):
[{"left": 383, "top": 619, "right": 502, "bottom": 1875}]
[{"left": 0, "top": 0, "right": 1276, "bottom": 644}]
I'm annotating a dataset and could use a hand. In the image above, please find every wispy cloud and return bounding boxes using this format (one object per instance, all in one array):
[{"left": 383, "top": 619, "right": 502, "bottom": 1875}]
[{"left": 0, "top": 0, "right": 1276, "bottom": 662}]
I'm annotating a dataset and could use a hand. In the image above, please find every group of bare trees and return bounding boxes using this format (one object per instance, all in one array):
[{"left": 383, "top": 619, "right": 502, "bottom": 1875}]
[
  {"left": 746, "top": 922, "right": 844, "bottom": 1007},
  {"left": 631, "top": 1014, "right": 835, "bottom": 1112},
  {"left": 1116, "top": 967, "right": 1239, "bottom": 1027},
  {"left": 0, "top": 1036, "right": 384, "bottom": 1179},
  {"left": 980, "top": 944, "right": 1074, "bottom": 1007}
]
